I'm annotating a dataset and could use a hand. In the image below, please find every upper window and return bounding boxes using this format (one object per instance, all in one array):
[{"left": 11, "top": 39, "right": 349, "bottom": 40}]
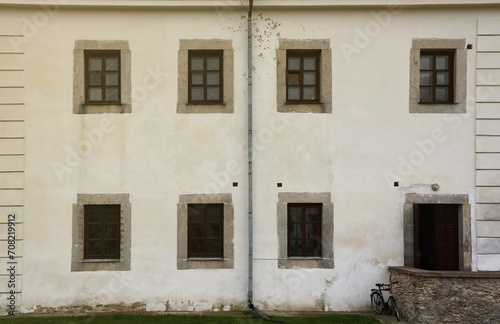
[
  {"left": 288, "top": 203, "right": 322, "bottom": 257},
  {"left": 419, "top": 51, "right": 454, "bottom": 104},
  {"left": 73, "top": 40, "right": 131, "bottom": 114},
  {"left": 177, "top": 39, "right": 234, "bottom": 114},
  {"left": 188, "top": 203, "right": 224, "bottom": 258},
  {"left": 277, "top": 39, "right": 332, "bottom": 113},
  {"left": 85, "top": 51, "right": 121, "bottom": 105},
  {"left": 84, "top": 204, "right": 120, "bottom": 260},
  {"left": 188, "top": 51, "right": 223, "bottom": 104},
  {"left": 286, "top": 51, "right": 320, "bottom": 104},
  {"left": 409, "top": 38, "right": 466, "bottom": 114}
]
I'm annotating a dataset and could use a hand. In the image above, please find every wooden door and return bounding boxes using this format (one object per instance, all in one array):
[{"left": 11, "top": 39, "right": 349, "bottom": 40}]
[{"left": 434, "top": 204, "right": 459, "bottom": 271}]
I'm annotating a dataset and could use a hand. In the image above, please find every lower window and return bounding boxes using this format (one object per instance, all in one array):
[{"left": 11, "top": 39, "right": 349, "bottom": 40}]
[
  {"left": 84, "top": 204, "right": 121, "bottom": 260},
  {"left": 188, "top": 204, "right": 224, "bottom": 258},
  {"left": 288, "top": 203, "right": 322, "bottom": 257},
  {"left": 72, "top": 193, "right": 131, "bottom": 272},
  {"left": 277, "top": 192, "right": 334, "bottom": 269},
  {"left": 177, "top": 194, "right": 234, "bottom": 269}
]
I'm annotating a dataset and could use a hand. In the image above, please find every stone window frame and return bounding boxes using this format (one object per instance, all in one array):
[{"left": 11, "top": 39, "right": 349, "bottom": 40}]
[
  {"left": 72, "top": 193, "right": 131, "bottom": 272},
  {"left": 177, "top": 39, "right": 234, "bottom": 114},
  {"left": 277, "top": 39, "right": 332, "bottom": 113},
  {"left": 177, "top": 193, "right": 234, "bottom": 269},
  {"left": 73, "top": 40, "right": 131, "bottom": 114},
  {"left": 403, "top": 193, "right": 472, "bottom": 271},
  {"left": 409, "top": 38, "right": 467, "bottom": 114},
  {"left": 277, "top": 192, "right": 334, "bottom": 269}
]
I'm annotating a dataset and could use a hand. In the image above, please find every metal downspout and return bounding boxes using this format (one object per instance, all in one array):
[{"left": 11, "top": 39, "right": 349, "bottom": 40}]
[{"left": 247, "top": 0, "right": 254, "bottom": 307}]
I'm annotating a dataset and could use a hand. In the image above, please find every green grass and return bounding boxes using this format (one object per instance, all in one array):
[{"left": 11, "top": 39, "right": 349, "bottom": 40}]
[{"left": 0, "top": 313, "right": 380, "bottom": 324}]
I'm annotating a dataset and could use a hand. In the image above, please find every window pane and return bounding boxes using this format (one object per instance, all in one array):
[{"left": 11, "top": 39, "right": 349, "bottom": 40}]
[
  {"left": 306, "top": 224, "right": 318, "bottom": 238},
  {"left": 188, "top": 206, "right": 203, "bottom": 222},
  {"left": 88, "top": 214, "right": 100, "bottom": 223},
  {"left": 290, "top": 224, "right": 302, "bottom": 237},
  {"left": 306, "top": 208, "right": 319, "bottom": 222},
  {"left": 105, "top": 57, "right": 118, "bottom": 71},
  {"left": 289, "top": 207, "right": 302, "bottom": 221},
  {"left": 303, "top": 57, "right": 316, "bottom": 70},
  {"left": 106, "top": 72, "right": 119, "bottom": 86},
  {"left": 192, "top": 73, "right": 203, "bottom": 85},
  {"left": 104, "top": 240, "right": 118, "bottom": 255},
  {"left": 305, "top": 239, "right": 320, "bottom": 255},
  {"left": 208, "top": 224, "right": 220, "bottom": 237},
  {"left": 89, "top": 73, "right": 102, "bottom": 86},
  {"left": 190, "top": 240, "right": 203, "bottom": 254},
  {"left": 436, "top": 56, "right": 449, "bottom": 70},
  {"left": 207, "top": 72, "right": 220, "bottom": 85},
  {"left": 289, "top": 239, "right": 302, "bottom": 255},
  {"left": 207, "top": 207, "right": 221, "bottom": 222},
  {"left": 206, "top": 240, "right": 221, "bottom": 254},
  {"left": 105, "top": 225, "right": 118, "bottom": 239},
  {"left": 191, "top": 57, "right": 204, "bottom": 70},
  {"left": 420, "top": 55, "right": 432, "bottom": 70},
  {"left": 207, "top": 57, "right": 220, "bottom": 70},
  {"left": 288, "top": 87, "right": 300, "bottom": 100},
  {"left": 420, "top": 88, "right": 431, "bottom": 102},
  {"left": 88, "top": 241, "right": 101, "bottom": 256},
  {"left": 190, "top": 224, "right": 204, "bottom": 238},
  {"left": 105, "top": 88, "right": 119, "bottom": 101},
  {"left": 303, "top": 87, "right": 317, "bottom": 100},
  {"left": 435, "top": 87, "right": 449, "bottom": 101},
  {"left": 287, "top": 73, "right": 299, "bottom": 85},
  {"left": 191, "top": 87, "right": 204, "bottom": 100},
  {"left": 420, "top": 71, "right": 432, "bottom": 86},
  {"left": 288, "top": 57, "right": 300, "bottom": 70},
  {"left": 303, "top": 72, "right": 316, "bottom": 85},
  {"left": 207, "top": 87, "right": 220, "bottom": 101},
  {"left": 88, "top": 224, "right": 101, "bottom": 239},
  {"left": 89, "top": 88, "right": 102, "bottom": 101},
  {"left": 89, "top": 57, "right": 102, "bottom": 71},
  {"left": 436, "top": 72, "right": 449, "bottom": 85}
]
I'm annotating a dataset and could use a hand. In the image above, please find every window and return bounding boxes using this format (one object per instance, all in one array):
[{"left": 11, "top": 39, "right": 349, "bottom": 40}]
[
  {"left": 84, "top": 204, "right": 121, "bottom": 260},
  {"left": 177, "top": 39, "right": 234, "bottom": 114},
  {"left": 72, "top": 194, "right": 131, "bottom": 271},
  {"left": 409, "top": 38, "right": 466, "bottom": 113},
  {"left": 286, "top": 51, "right": 320, "bottom": 103},
  {"left": 85, "top": 51, "right": 121, "bottom": 104},
  {"left": 288, "top": 203, "right": 322, "bottom": 257},
  {"left": 177, "top": 194, "right": 234, "bottom": 269},
  {"left": 277, "top": 192, "right": 334, "bottom": 269},
  {"left": 73, "top": 40, "right": 131, "bottom": 114},
  {"left": 419, "top": 51, "right": 454, "bottom": 104},
  {"left": 188, "top": 51, "right": 223, "bottom": 104},
  {"left": 188, "top": 204, "right": 223, "bottom": 258},
  {"left": 277, "top": 39, "right": 332, "bottom": 113}
]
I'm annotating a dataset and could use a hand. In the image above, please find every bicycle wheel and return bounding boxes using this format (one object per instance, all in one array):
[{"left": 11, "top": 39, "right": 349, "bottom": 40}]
[
  {"left": 388, "top": 296, "right": 400, "bottom": 322},
  {"left": 371, "top": 292, "right": 384, "bottom": 314}
]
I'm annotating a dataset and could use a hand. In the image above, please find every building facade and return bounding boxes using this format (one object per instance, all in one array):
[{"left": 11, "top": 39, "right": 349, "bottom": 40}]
[{"left": 0, "top": 0, "right": 500, "bottom": 316}]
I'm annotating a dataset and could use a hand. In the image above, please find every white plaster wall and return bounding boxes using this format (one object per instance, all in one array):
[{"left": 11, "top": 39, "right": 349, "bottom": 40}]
[{"left": 0, "top": 4, "right": 494, "bottom": 313}]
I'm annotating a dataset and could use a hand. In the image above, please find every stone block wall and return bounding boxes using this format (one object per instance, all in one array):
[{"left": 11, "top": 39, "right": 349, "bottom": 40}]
[{"left": 389, "top": 267, "right": 500, "bottom": 324}]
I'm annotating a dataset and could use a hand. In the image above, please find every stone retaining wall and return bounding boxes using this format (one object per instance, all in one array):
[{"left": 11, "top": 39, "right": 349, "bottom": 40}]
[{"left": 389, "top": 266, "right": 500, "bottom": 324}]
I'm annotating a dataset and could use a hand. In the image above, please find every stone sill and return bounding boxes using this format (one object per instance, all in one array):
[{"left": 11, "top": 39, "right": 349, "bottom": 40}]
[{"left": 389, "top": 266, "right": 500, "bottom": 278}]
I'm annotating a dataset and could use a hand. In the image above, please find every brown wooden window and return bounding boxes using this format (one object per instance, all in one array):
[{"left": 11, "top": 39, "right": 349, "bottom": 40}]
[
  {"left": 288, "top": 203, "right": 322, "bottom": 257},
  {"left": 84, "top": 205, "right": 120, "bottom": 259},
  {"left": 188, "top": 50, "right": 223, "bottom": 104},
  {"left": 419, "top": 51, "right": 454, "bottom": 104},
  {"left": 188, "top": 204, "right": 224, "bottom": 258},
  {"left": 286, "top": 51, "right": 320, "bottom": 103},
  {"left": 85, "top": 50, "right": 121, "bottom": 104}
]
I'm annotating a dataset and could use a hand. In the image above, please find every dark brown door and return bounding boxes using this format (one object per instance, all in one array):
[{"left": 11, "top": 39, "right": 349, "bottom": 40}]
[
  {"left": 434, "top": 204, "right": 459, "bottom": 270},
  {"left": 414, "top": 204, "right": 459, "bottom": 271}
]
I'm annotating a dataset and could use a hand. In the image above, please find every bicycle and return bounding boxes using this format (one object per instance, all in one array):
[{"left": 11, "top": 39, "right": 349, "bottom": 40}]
[{"left": 370, "top": 281, "right": 400, "bottom": 322}]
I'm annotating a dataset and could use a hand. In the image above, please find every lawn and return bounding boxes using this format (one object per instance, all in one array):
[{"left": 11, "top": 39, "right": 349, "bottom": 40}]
[{"left": 0, "top": 313, "right": 381, "bottom": 324}]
